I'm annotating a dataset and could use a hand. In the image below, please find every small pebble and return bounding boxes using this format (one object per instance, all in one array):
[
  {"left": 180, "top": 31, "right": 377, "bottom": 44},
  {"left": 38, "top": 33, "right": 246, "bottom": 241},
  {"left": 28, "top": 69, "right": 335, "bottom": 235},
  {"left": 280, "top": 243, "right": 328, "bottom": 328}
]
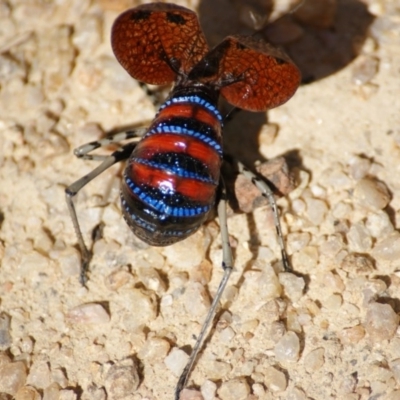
[
  {"left": 67, "top": 303, "right": 110, "bottom": 324},
  {"left": 353, "top": 178, "right": 391, "bottom": 210},
  {"left": 286, "top": 387, "right": 308, "bottom": 400},
  {"left": 218, "top": 327, "right": 235, "bottom": 343},
  {"left": 104, "top": 268, "right": 132, "bottom": 291},
  {"left": 292, "top": 246, "right": 319, "bottom": 271},
  {"left": 82, "top": 386, "right": 106, "bottom": 400},
  {"left": 366, "top": 211, "right": 393, "bottom": 237},
  {"left": 200, "top": 380, "right": 217, "bottom": 400},
  {"left": 104, "top": 362, "right": 140, "bottom": 399},
  {"left": 137, "top": 337, "right": 170, "bottom": 362},
  {"left": 390, "top": 359, "right": 400, "bottom": 384},
  {"left": 15, "top": 386, "right": 41, "bottom": 400},
  {"left": 372, "top": 233, "right": 400, "bottom": 261},
  {"left": 287, "top": 232, "right": 311, "bottom": 254},
  {"left": 304, "top": 348, "right": 325, "bottom": 372},
  {"left": 203, "top": 360, "right": 232, "bottom": 380},
  {"left": 364, "top": 302, "right": 399, "bottom": 341},
  {"left": 217, "top": 378, "right": 250, "bottom": 400},
  {"left": 137, "top": 266, "right": 166, "bottom": 293},
  {"left": 26, "top": 361, "right": 51, "bottom": 389},
  {"left": 183, "top": 282, "right": 211, "bottom": 319},
  {"left": 59, "top": 389, "right": 77, "bottom": 400},
  {"left": 339, "top": 375, "right": 357, "bottom": 394},
  {"left": 0, "top": 361, "right": 27, "bottom": 395},
  {"left": 43, "top": 382, "right": 60, "bottom": 400},
  {"left": 164, "top": 348, "right": 189, "bottom": 377},
  {"left": 338, "top": 325, "right": 365, "bottom": 344},
  {"left": 346, "top": 222, "right": 372, "bottom": 252},
  {"left": 179, "top": 389, "right": 204, "bottom": 400},
  {"left": 118, "top": 289, "right": 157, "bottom": 329},
  {"left": 348, "top": 155, "right": 371, "bottom": 180},
  {"left": 341, "top": 253, "right": 375, "bottom": 274},
  {"left": 264, "top": 366, "right": 287, "bottom": 392},
  {"left": 324, "top": 294, "right": 342, "bottom": 310},
  {"left": 351, "top": 55, "right": 380, "bottom": 85},
  {"left": 286, "top": 310, "right": 302, "bottom": 333},
  {"left": 0, "top": 313, "right": 12, "bottom": 350},
  {"left": 52, "top": 368, "right": 68, "bottom": 387},
  {"left": 304, "top": 197, "right": 328, "bottom": 226},
  {"left": 279, "top": 273, "right": 305, "bottom": 301},
  {"left": 163, "top": 230, "right": 207, "bottom": 270},
  {"left": 274, "top": 331, "right": 300, "bottom": 363}
]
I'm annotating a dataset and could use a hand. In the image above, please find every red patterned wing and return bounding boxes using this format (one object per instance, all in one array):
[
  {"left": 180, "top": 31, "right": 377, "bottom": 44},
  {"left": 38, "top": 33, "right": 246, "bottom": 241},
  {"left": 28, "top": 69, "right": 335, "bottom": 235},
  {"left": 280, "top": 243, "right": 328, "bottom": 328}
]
[
  {"left": 111, "top": 3, "right": 209, "bottom": 85},
  {"left": 192, "top": 35, "right": 301, "bottom": 112}
]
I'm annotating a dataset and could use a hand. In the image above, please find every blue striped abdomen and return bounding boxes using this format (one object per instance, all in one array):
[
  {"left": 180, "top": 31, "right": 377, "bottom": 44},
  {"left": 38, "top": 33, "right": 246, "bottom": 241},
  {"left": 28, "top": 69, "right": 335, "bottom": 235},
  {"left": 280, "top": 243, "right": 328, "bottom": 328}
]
[{"left": 121, "top": 90, "right": 223, "bottom": 245}]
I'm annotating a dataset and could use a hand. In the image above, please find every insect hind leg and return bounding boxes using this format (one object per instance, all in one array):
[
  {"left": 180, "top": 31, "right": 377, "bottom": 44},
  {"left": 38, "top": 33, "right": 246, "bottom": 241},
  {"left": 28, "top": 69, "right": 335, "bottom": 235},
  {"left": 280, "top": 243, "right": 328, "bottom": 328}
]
[
  {"left": 175, "top": 179, "right": 233, "bottom": 399},
  {"left": 65, "top": 142, "right": 135, "bottom": 285},
  {"left": 237, "top": 160, "right": 292, "bottom": 272}
]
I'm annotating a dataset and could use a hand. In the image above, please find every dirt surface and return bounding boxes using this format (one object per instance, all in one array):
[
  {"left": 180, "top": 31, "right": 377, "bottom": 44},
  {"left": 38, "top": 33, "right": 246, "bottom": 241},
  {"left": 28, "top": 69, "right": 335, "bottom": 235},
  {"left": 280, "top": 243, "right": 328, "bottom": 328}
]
[{"left": 1, "top": 0, "right": 400, "bottom": 399}]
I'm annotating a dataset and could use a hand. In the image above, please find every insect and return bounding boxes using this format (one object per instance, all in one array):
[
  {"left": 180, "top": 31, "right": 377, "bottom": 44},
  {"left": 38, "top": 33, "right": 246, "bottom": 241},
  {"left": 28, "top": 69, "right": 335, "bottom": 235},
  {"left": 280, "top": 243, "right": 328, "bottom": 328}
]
[{"left": 65, "top": 3, "right": 300, "bottom": 398}]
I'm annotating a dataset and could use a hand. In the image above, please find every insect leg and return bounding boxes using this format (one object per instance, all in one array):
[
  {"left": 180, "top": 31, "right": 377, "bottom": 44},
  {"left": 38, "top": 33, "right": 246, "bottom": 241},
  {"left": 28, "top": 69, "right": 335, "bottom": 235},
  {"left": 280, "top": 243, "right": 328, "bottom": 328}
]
[
  {"left": 74, "top": 128, "right": 147, "bottom": 161},
  {"left": 175, "top": 180, "right": 233, "bottom": 399},
  {"left": 237, "top": 161, "right": 291, "bottom": 272},
  {"left": 65, "top": 142, "right": 136, "bottom": 285}
]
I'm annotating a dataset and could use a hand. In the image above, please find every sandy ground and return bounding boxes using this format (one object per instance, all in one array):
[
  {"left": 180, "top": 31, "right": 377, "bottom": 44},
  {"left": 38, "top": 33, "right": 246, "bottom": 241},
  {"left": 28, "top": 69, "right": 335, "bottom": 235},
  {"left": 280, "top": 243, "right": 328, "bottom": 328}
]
[{"left": 1, "top": 0, "right": 400, "bottom": 399}]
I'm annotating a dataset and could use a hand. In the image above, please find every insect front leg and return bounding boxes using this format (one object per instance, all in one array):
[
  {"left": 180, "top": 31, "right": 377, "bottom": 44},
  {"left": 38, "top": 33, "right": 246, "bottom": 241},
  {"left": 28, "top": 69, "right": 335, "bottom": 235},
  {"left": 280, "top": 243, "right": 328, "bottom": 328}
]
[
  {"left": 175, "top": 180, "right": 233, "bottom": 399},
  {"left": 65, "top": 142, "right": 136, "bottom": 285}
]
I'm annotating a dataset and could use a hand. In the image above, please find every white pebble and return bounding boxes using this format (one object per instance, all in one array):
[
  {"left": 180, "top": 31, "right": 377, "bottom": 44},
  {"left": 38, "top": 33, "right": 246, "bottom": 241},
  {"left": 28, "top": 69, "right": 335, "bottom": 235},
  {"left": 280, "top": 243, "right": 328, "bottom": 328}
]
[
  {"left": 324, "top": 294, "right": 343, "bottom": 310},
  {"left": 353, "top": 178, "right": 390, "bottom": 210},
  {"left": 219, "top": 327, "right": 236, "bottom": 343},
  {"left": 304, "top": 197, "right": 328, "bottom": 226},
  {"left": 67, "top": 303, "right": 110, "bottom": 324},
  {"left": 366, "top": 211, "right": 394, "bottom": 237},
  {"left": 351, "top": 55, "right": 379, "bottom": 85},
  {"left": 286, "top": 387, "right": 308, "bottom": 400},
  {"left": 179, "top": 389, "right": 204, "bottom": 400},
  {"left": 274, "top": 331, "right": 300, "bottom": 362},
  {"left": 163, "top": 230, "right": 207, "bottom": 270},
  {"left": 137, "top": 337, "right": 170, "bottom": 362},
  {"left": 104, "top": 268, "right": 132, "bottom": 291},
  {"left": 346, "top": 222, "right": 372, "bottom": 252},
  {"left": 287, "top": 232, "right": 311, "bottom": 254},
  {"left": 372, "top": 233, "right": 400, "bottom": 261},
  {"left": 117, "top": 289, "right": 157, "bottom": 330},
  {"left": 15, "top": 386, "right": 41, "bottom": 400},
  {"left": 43, "top": 382, "right": 60, "bottom": 400},
  {"left": 264, "top": 365, "right": 287, "bottom": 391},
  {"left": 279, "top": 273, "right": 305, "bottom": 301},
  {"left": 203, "top": 360, "right": 232, "bottom": 380},
  {"left": 304, "top": 348, "right": 325, "bottom": 372},
  {"left": 137, "top": 266, "right": 166, "bottom": 293},
  {"left": 183, "top": 282, "right": 211, "bottom": 319},
  {"left": 201, "top": 380, "right": 217, "bottom": 400},
  {"left": 218, "top": 378, "right": 250, "bottom": 400},
  {"left": 338, "top": 325, "right": 365, "bottom": 344},
  {"left": 292, "top": 246, "right": 319, "bottom": 271},
  {"left": 390, "top": 358, "right": 400, "bottom": 384},
  {"left": 0, "top": 361, "right": 27, "bottom": 395},
  {"left": 104, "top": 363, "right": 140, "bottom": 398},
  {"left": 164, "top": 348, "right": 189, "bottom": 377},
  {"left": 0, "top": 312, "right": 12, "bottom": 350},
  {"left": 27, "top": 361, "right": 51, "bottom": 389},
  {"left": 364, "top": 302, "right": 399, "bottom": 341},
  {"left": 59, "top": 389, "right": 77, "bottom": 400}
]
